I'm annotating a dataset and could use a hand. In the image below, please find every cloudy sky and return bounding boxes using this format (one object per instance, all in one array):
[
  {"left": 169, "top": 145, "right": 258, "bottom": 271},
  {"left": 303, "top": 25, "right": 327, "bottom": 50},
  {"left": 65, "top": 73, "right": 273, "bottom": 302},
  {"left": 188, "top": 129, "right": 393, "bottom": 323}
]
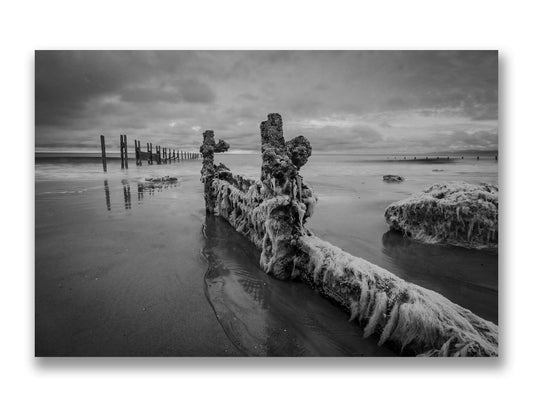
[{"left": 35, "top": 50, "right": 498, "bottom": 154}]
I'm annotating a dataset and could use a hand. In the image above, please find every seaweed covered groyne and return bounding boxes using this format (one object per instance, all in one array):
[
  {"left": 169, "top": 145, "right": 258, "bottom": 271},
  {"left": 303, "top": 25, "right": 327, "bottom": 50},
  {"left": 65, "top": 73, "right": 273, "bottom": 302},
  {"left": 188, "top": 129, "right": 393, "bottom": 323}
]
[
  {"left": 200, "top": 113, "right": 498, "bottom": 356},
  {"left": 385, "top": 182, "right": 498, "bottom": 249}
]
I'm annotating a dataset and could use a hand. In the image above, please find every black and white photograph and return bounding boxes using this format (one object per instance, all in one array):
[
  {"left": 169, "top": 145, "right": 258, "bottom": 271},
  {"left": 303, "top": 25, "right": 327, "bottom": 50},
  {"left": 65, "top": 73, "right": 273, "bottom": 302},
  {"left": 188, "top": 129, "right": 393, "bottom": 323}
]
[
  {"left": 4, "top": 1, "right": 533, "bottom": 405},
  {"left": 35, "top": 50, "right": 498, "bottom": 357}
]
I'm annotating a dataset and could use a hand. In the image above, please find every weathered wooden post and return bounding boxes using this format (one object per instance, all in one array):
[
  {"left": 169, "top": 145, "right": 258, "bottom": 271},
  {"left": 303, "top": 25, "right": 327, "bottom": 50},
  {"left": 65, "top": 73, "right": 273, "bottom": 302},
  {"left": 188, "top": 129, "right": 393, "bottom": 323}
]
[
  {"left": 200, "top": 131, "right": 229, "bottom": 213},
  {"left": 146, "top": 142, "right": 150, "bottom": 165},
  {"left": 157, "top": 146, "right": 162, "bottom": 164},
  {"left": 100, "top": 135, "right": 107, "bottom": 172},
  {"left": 135, "top": 140, "right": 141, "bottom": 166},
  {"left": 120, "top": 135, "right": 125, "bottom": 169},
  {"left": 123, "top": 134, "right": 129, "bottom": 169}
]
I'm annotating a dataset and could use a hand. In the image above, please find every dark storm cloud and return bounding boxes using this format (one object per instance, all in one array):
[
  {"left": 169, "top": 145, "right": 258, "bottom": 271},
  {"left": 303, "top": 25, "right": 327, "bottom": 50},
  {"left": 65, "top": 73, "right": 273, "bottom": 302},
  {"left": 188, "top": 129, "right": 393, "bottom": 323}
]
[{"left": 35, "top": 50, "right": 498, "bottom": 153}]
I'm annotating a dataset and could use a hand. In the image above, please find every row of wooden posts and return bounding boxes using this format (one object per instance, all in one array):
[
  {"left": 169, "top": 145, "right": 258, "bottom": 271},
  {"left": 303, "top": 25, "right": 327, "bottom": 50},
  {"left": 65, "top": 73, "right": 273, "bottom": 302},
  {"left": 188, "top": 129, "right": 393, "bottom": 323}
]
[
  {"left": 99, "top": 135, "right": 199, "bottom": 172},
  {"left": 387, "top": 155, "right": 498, "bottom": 161}
]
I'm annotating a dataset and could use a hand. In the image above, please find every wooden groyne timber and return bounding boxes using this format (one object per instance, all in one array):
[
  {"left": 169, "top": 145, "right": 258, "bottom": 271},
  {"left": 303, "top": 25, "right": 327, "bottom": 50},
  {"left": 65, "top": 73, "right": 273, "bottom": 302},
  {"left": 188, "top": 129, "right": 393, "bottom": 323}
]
[
  {"left": 99, "top": 134, "right": 200, "bottom": 172},
  {"left": 200, "top": 113, "right": 498, "bottom": 357}
]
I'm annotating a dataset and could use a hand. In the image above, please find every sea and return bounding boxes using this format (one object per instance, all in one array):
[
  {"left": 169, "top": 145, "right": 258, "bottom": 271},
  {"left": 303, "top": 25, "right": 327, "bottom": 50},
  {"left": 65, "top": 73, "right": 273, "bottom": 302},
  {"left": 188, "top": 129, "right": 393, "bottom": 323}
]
[{"left": 35, "top": 153, "right": 498, "bottom": 356}]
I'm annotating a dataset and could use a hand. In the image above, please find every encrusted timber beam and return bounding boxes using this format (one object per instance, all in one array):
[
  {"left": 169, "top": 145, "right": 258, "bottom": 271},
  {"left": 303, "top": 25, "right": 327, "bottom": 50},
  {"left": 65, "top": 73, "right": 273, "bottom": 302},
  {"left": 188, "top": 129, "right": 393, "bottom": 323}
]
[
  {"left": 199, "top": 114, "right": 498, "bottom": 356},
  {"left": 207, "top": 174, "right": 498, "bottom": 356},
  {"left": 295, "top": 235, "right": 498, "bottom": 356}
]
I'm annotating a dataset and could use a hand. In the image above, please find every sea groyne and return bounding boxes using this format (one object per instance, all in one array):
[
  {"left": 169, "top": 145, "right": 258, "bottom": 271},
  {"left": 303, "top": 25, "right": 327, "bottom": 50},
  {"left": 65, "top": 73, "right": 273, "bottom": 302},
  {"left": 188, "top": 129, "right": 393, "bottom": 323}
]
[{"left": 199, "top": 113, "right": 498, "bottom": 357}]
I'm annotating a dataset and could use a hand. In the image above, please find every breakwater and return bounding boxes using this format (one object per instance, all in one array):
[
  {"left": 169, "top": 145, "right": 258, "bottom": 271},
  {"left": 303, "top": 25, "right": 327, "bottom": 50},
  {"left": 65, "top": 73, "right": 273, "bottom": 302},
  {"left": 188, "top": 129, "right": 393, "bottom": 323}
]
[{"left": 200, "top": 113, "right": 498, "bottom": 356}]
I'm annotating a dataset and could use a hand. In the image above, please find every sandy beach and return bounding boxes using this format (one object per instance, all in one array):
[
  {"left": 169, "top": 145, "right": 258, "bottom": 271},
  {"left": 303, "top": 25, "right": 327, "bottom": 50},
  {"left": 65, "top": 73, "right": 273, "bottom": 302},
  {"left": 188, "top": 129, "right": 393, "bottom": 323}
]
[{"left": 35, "top": 154, "right": 497, "bottom": 356}]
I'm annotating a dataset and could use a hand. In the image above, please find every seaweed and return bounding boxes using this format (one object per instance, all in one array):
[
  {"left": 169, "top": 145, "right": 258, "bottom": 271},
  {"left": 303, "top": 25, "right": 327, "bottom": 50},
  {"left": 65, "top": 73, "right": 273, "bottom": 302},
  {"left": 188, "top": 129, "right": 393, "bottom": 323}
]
[
  {"left": 385, "top": 182, "right": 498, "bottom": 249},
  {"left": 296, "top": 235, "right": 498, "bottom": 356}
]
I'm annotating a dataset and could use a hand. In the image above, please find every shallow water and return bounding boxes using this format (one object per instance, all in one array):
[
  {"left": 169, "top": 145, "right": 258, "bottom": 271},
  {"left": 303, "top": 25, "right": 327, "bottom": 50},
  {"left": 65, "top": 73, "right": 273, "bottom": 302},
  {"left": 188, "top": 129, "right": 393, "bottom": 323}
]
[
  {"left": 202, "top": 215, "right": 394, "bottom": 356},
  {"left": 35, "top": 153, "right": 498, "bottom": 356},
  {"left": 36, "top": 158, "right": 240, "bottom": 356}
]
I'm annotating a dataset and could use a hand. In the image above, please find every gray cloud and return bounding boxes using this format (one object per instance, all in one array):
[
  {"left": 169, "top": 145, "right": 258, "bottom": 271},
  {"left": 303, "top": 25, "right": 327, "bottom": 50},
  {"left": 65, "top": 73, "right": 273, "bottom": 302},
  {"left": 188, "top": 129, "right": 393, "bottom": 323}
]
[
  {"left": 177, "top": 78, "right": 216, "bottom": 104},
  {"left": 35, "top": 51, "right": 498, "bottom": 153}
]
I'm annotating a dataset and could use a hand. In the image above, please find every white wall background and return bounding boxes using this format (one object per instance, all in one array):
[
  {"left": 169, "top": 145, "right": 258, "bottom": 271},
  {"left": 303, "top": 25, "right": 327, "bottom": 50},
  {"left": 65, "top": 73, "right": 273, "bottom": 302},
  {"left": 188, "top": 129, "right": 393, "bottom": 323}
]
[{"left": 1, "top": 1, "right": 528, "bottom": 406}]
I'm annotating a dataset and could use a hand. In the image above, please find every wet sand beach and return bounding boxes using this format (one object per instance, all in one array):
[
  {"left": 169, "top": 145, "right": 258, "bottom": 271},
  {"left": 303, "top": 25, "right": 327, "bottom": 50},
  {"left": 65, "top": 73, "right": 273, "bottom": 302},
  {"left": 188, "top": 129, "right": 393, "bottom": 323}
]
[
  {"left": 35, "top": 154, "right": 498, "bottom": 356},
  {"left": 36, "top": 160, "right": 239, "bottom": 356}
]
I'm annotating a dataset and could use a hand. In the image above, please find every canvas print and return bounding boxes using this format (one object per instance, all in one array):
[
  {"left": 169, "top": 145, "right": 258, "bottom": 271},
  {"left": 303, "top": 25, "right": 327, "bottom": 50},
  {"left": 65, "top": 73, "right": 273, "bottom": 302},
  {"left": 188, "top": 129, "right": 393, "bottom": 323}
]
[{"left": 35, "top": 51, "right": 498, "bottom": 356}]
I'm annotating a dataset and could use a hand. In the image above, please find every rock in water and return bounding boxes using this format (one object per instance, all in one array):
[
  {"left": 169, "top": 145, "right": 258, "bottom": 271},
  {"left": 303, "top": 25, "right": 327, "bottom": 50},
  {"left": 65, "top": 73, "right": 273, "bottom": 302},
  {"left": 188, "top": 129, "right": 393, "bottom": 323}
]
[
  {"left": 142, "top": 176, "right": 178, "bottom": 184},
  {"left": 384, "top": 182, "right": 498, "bottom": 249},
  {"left": 383, "top": 174, "right": 404, "bottom": 183}
]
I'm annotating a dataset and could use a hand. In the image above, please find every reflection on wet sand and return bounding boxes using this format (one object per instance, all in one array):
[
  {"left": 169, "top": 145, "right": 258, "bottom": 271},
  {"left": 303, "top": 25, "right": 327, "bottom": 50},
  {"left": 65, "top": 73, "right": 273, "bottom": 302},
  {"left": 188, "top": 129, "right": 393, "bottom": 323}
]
[
  {"left": 202, "top": 215, "right": 395, "bottom": 356},
  {"left": 122, "top": 180, "right": 131, "bottom": 210},
  {"left": 381, "top": 230, "right": 498, "bottom": 323},
  {"left": 103, "top": 179, "right": 179, "bottom": 211},
  {"left": 104, "top": 180, "right": 111, "bottom": 211}
]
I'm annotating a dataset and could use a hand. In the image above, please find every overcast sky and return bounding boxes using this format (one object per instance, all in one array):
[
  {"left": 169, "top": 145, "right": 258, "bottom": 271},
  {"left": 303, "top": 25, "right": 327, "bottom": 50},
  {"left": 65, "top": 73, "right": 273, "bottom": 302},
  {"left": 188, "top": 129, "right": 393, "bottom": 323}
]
[{"left": 35, "top": 50, "right": 498, "bottom": 154}]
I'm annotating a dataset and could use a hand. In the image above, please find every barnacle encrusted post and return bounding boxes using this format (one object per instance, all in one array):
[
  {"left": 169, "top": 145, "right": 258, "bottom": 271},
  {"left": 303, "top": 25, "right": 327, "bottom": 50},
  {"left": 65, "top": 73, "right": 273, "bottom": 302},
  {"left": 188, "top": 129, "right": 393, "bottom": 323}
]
[
  {"left": 257, "top": 114, "right": 314, "bottom": 279},
  {"left": 200, "top": 130, "right": 229, "bottom": 213}
]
